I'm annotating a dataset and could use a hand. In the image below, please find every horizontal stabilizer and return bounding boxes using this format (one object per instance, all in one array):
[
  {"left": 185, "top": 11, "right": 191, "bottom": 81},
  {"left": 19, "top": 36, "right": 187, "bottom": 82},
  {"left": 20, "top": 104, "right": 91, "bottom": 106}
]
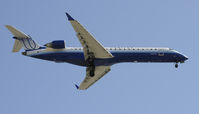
[{"left": 5, "top": 25, "right": 29, "bottom": 38}]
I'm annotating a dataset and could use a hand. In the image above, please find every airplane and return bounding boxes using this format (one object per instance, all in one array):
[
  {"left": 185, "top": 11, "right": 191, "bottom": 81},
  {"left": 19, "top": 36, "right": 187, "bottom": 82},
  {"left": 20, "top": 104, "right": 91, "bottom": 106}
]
[{"left": 5, "top": 12, "right": 188, "bottom": 90}]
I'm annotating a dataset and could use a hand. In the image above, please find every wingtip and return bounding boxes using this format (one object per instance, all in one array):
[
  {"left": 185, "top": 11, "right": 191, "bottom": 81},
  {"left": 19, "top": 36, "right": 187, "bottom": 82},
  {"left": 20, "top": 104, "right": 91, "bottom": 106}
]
[
  {"left": 65, "top": 12, "right": 74, "bottom": 21},
  {"left": 5, "top": 25, "right": 11, "bottom": 29},
  {"left": 75, "top": 84, "right": 79, "bottom": 89}
]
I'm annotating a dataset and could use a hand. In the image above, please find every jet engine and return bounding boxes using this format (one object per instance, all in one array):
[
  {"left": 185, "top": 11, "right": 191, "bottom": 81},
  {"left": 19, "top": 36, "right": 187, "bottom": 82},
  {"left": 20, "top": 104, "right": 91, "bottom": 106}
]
[{"left": 44, "top": 40, "right": 66, "bottom": 49}]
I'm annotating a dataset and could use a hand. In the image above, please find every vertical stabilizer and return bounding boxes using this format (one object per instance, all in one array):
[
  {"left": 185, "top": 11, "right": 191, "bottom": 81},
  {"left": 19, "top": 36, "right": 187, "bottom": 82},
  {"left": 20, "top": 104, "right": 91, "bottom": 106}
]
[{"left": 12, "top": 40, "right": 22, "bottom": 52}]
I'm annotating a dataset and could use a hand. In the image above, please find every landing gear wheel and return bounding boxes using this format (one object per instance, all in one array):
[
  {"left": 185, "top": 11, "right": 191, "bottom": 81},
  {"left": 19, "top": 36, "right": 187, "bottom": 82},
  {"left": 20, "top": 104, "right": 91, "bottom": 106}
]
[
  {"left": 90, "top": 70, "right": 95, "bottom": 77},
  {"left": 89, "top": 66, "right": 95, "bottom": 77},
  {"left": 175, "top": 63, "right": 178, "bottom": 68}
]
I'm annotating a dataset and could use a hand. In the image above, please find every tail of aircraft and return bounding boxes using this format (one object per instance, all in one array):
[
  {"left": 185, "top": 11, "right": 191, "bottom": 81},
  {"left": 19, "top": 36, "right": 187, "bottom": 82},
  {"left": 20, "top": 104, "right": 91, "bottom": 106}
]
[{"left": 5, "top": 25, "right": 40, "bottom": 52}]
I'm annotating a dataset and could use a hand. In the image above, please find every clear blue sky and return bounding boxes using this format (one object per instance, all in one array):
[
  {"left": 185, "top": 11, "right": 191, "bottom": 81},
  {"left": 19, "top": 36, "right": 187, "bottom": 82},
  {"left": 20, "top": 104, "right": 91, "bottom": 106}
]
[{"left": 0, "top": 0, "right": 198, "bottom": 114}]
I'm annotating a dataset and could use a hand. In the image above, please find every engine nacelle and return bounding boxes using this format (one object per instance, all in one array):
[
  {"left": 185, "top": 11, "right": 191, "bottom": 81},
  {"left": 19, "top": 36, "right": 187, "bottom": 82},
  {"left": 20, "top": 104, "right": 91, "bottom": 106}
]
[{"left": 44, "top": 40, "right": 66, "bottom": 49}]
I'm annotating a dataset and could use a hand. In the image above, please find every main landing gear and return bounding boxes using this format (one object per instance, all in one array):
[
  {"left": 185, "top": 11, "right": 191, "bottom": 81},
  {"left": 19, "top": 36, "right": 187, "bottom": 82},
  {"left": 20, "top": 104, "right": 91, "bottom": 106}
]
[
  {"left": 89, "top": 66, "right": 95, "bottom": 77},
  {"left": 86, "top": 53, "right": 95, "bottom": 77}
]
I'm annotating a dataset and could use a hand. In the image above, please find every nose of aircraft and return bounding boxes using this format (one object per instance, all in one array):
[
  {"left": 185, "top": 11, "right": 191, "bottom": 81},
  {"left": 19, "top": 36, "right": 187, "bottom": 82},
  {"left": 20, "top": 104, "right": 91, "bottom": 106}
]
[
  {"left": 176, "top": 52, "right": 188, "bottom": 62},
  {"left": 180, "top": 54, "right": 188, "bottom": 62},
  {"left": 184, "top": 55, "right": 188, "bottom": 61}
]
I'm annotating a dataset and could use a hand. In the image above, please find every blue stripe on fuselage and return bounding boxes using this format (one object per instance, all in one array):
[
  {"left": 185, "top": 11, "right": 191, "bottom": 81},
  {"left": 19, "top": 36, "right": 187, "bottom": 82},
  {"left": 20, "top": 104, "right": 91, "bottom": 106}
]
[{"left": 29, "top": 50, "right": 186, "bottom": 66}]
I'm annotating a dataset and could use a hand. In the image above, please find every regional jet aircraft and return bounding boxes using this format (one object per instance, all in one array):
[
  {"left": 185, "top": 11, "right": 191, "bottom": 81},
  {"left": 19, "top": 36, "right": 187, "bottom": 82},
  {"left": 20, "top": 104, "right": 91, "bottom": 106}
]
[{"left": 5, "top": 12, "right": 188, "bottom": 90}]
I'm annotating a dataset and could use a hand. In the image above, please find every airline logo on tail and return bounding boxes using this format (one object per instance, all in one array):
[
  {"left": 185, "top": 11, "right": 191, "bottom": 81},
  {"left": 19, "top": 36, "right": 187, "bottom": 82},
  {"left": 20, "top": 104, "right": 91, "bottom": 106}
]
[
  {"left": 14, "top": 37, "right": 40, "bottom": 50},
  {"left": 5, "top": 25, "right": 40, "bottom": 52}
]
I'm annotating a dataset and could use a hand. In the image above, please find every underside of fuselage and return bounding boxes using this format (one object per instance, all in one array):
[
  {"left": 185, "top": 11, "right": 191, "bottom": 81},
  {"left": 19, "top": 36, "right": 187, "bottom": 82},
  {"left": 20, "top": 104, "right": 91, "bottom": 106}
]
[{"left": 28, "top": 50, "right": 187, "bottom": 67}]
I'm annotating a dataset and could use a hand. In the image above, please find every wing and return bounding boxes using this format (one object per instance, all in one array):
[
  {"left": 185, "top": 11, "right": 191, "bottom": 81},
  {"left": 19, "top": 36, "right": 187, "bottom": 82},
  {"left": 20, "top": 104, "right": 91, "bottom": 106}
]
[
  {"left": 65, "top": 13, "right": 113, "bottom": 60},
  {"left": 78, "top": 66, "right": 111, "bottom": 90},
  {"left": 66, "top": 13, "right": 112, "bottom": 90}
]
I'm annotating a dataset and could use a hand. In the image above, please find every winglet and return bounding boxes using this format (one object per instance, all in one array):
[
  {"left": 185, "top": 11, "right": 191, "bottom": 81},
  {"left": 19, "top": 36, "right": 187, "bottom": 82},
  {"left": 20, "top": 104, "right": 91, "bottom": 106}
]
[
  {"left": 75, "top": 84, "right": 79, "bottom": 89},
  {"left": 65, "top": 12, "right": 74, "bottom": 21}
]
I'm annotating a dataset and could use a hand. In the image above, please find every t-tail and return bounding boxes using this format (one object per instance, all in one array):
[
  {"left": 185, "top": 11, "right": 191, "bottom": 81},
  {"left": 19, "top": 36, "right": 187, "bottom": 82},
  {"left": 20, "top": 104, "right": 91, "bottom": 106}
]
[{"left": 5, "top": 25, "right": 40, "bottom": 52}]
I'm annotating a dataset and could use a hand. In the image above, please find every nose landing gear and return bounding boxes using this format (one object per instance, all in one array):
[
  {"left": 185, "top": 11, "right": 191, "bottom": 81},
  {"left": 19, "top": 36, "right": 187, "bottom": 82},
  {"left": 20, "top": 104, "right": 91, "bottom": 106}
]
[{"left": 175, "top": 63, "right": 178, "bottom": 68}]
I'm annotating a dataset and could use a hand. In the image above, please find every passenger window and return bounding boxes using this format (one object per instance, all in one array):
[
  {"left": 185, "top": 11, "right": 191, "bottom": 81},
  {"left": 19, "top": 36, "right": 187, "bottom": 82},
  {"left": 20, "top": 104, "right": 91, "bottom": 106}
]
[{"left": 158, "top": 53, "right": 164, "bottom": 56}]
